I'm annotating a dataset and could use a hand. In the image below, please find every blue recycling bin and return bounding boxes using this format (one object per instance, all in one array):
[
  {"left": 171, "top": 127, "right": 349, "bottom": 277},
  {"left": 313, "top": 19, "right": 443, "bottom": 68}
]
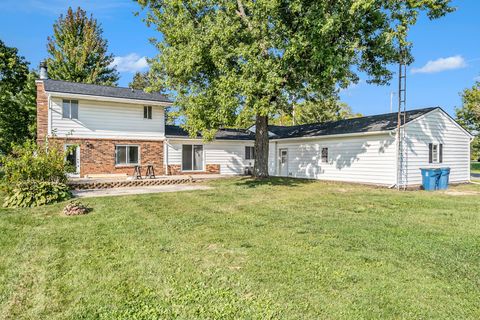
[
  {"left": 437, "top": 167, "right": 451, "bottom": 190},
  {"left": 420, "top": 168, "right": 441, "bottom": 191}
]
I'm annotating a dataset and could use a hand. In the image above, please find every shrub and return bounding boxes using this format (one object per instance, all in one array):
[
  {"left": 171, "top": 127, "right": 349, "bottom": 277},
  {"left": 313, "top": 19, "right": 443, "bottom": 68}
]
[
  {"left": 0, "top": 140, "right": 75, "bottom": 207},
  {"left": 0, "top": 140, "right": 74, "bottom": 187},
  {"left": 3, "top": 181, "right": 71, "bottom": 208}
]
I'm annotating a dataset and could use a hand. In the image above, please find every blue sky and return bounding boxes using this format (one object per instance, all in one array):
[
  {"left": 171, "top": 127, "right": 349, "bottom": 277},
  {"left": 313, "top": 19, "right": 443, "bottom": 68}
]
[{"left": 1, "top": 0, "right": 479, "bottom": 117}]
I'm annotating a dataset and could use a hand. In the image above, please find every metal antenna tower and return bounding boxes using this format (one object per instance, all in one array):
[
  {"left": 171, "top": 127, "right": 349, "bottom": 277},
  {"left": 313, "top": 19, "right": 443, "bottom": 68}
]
[{"left": 397, "top": 51, "right": 408, "bottom": 190}]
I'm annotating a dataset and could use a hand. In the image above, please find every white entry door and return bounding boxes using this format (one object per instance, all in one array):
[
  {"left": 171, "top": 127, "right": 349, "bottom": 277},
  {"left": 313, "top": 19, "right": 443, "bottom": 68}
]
[
  {"left": 65, "top": 145, "right": 80, "bottom": 177},
  {"left": 278, "top": 148, "right": 288, "bottom": 176}
]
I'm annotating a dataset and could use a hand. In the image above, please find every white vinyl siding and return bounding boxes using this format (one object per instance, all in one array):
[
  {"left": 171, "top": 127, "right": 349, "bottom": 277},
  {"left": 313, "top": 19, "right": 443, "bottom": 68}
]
[
  {"left": 269, "top": 133, "right": 397, "bottom": 185},
  {"left": 50, "top": 97, "right": 165, "bottom": 139},
  {"left": 403, "top": 109, "right": 471, "bottom": 186},
  {"left": 167, "top": 140, "right": 254, "bottom": 174}
]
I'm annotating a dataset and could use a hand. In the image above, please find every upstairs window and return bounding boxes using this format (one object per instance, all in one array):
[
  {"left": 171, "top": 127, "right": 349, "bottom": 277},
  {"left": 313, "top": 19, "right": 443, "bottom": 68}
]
[
  {"left": 144, "top": 106, "right": 152, "bottom": 119},
  {"left": 62, "top": 100, "right": 78, "bottom": 119},
  {"left": 429, "top": 143, "right": 443, "bottom": 163},
  {"left": 115, "top": 145, "right": 139, "bottom": 166},
  {"left": 321, "top": 147, "right": 328, "bottom": 163},
  {"left": 245, "top": 146, "right": 255, "bottom": 160}
]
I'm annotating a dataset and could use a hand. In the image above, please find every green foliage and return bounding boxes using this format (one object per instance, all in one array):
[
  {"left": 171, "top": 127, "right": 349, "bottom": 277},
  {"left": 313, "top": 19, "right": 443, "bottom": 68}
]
[
  {"left": 47, "top": 7, "right": 119, "bottom": 85},
  {"left": 138, "top": 0, "right": 454, "bottom": 176},
  {"left": 456, "top": 81, "right": 480, "bottom": 159},
  {"left": 471, "top": 162, "right": 480, "bottom": 174},
  {"left": 0, "top": 40, "right": 37, "bottom": 154},
  {"left": 0, "top": 140, "right": 72, "bottom": 187},
  {"left": 272, "top": 100, "right": 362, "bottom": 126},
  {"left": 1, "top": 140, "right": 73, "bottom": 207},
  {"left": 3, "top": 181, "right": 71, "bottom": 208},
  {"left": 128, "top": 71, "right": 150, "bottom": 90}
]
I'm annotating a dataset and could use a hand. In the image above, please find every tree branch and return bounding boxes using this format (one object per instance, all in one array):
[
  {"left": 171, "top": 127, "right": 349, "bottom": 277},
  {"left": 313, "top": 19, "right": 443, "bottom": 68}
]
[{"left": 236, "top": 0, "right": 252, "bottom": 30}]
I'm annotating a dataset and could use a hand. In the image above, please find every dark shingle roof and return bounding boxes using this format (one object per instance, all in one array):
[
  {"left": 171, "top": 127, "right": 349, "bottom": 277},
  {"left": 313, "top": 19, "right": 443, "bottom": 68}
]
[
  {"left": 165, "top": 125, "right": 255, "bottom": 140},
  {"left": 268, "top": 107, "right": 437, "bottom": 139},
  {"left": 165, "top": 108, "right": 438, "bottom": 141},
  {"left": 42, "top": 79, "right": 171, "bottom": 103}
]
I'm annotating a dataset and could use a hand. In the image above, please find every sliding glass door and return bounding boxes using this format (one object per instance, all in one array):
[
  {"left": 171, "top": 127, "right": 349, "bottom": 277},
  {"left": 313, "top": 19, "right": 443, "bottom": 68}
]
[{"left": 182, "top": 145, "right": 204, "bottom": 171}]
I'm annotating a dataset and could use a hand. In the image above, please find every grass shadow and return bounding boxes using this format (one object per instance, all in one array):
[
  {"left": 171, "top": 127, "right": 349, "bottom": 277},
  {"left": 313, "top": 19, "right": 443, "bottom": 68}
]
[{"left": 234, "top": 176, "right": 315, "bottom": 188}]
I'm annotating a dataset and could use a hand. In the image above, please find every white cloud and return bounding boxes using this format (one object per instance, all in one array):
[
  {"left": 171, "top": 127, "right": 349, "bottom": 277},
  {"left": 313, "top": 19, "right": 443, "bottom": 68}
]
[
  {"left": 411, "top": 55, "right": 467, "bottom": 74},
  {"left": 111, "top": 54, "right": 149, "bottom": 73}
]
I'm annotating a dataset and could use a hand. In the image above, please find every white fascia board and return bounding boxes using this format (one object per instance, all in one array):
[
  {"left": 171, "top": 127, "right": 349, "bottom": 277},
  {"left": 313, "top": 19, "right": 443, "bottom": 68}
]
[
  {"left": 270, "top": 130, "right": 392, "bottom": 142},
  {"left": 166, "top": 137, "right": 254, "bottom": 143},
  {"left": 45, "top": 91, "right": 172, "bottom": 107},
  {"left": 48, "top": 135, "right": 166, "bottom": 141}
]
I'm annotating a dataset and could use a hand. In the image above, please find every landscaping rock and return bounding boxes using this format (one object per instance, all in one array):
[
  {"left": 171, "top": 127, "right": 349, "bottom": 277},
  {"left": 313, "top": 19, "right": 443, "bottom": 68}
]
[{"left": 63, "top": 201, "right": 91, "bottom": 216}]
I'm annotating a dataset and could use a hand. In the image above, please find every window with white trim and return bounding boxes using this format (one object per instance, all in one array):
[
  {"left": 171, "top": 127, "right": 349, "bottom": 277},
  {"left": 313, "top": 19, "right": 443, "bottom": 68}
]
[
  {"left": 429, "top": 143, "right": 443, "bottom": 164},
  {"left": 62, "top": 100, "right": 78, "bottom": 119},
  {"left": 245, "top": 146, "right": 255, "bottom": 160},
  {"left": 115, "top": 145, "right": 139, "bottom": 165},
  {"left": 182, "top": 145, "right": 204, "bottom": 171},
  {"left": 144, "top": 106, "right": 152, "bottom": 119},
  {"left": 321, "top": 147, "right": 328, "bottom": 163}
]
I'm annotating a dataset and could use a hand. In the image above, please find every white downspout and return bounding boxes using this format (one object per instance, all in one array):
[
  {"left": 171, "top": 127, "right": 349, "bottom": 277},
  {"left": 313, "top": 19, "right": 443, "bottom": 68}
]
[
  {"left": 48, "top": 94, "right": 52, "bottom": 136},
  {"left": 164, "top": 139, "right": 169, "bottom": 175}
]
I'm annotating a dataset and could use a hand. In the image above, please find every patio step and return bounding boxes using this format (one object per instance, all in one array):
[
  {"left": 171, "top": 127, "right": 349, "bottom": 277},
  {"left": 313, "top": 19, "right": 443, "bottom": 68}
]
[{"left": 68, "top": 176, "right": 195, "bottom": 190}]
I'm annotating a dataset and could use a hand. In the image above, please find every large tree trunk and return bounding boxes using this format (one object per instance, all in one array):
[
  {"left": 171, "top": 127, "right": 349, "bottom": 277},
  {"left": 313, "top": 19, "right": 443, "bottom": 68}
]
[{"left": 254, "top": 114, "right": 269, "bottom": 178}]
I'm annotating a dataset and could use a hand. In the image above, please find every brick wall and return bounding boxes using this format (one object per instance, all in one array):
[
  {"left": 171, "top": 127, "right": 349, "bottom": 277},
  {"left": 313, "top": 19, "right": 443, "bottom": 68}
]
[
  {"left": 36, "top": 81, "right": 48, "bottom": 143},
  {"left": 51, "top": 138, "right": 164, "bottom": 177},
  {"left": 167, "top": 164, "right": 220, "bottom": 175}
]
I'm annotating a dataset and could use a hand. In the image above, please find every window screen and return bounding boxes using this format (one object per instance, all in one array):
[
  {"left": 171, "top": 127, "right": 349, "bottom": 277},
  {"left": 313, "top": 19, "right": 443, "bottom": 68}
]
[
  {"left": 245, "top": 146, "right": 255, "bottom": 160},
  {"left": 429, "top": 143, "right": 443, "bottom": 164},
  {"left": 321, "top": 147, "right": 328, "bottom": 163},
  {"left": 115, "top": 145, "right": 139, "bottom": 165},
  {"left": 144, "top": 106, "right": 152, "bottom": 119},
  {"left": 182, "top": 145, "right": 193, "bottom": 170},
  {"left": 62, "top": 100, "right": 79, "bottom": 119}
]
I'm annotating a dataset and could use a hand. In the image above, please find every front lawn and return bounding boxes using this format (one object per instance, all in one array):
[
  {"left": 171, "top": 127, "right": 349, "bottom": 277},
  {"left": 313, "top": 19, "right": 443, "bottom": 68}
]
[{"left": 1, "top": 178, "right": 479, "bottom": 319}]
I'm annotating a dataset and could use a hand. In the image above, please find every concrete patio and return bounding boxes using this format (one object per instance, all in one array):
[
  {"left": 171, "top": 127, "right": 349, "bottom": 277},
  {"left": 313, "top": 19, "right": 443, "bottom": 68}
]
[{"left": 72, "top": 184, "right": 212, "bottom": 198}]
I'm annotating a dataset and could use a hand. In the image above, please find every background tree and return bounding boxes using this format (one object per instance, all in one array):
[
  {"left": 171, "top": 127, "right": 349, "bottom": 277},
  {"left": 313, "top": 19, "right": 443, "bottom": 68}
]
[
  {"left": 47, "top": 7, "right": 119, "bottom": 85},
  {"left": 139, "top": 0, "right": 454, "bottom": 177},
  {"left": 272, "top": 100, "right": 362, "bottom": 126},
  {"left": 456, "top": 81, "right": 480, "bottom": 160},
  {"left": 0, "top": 40, "right": 36, "bottom": 154},
  {"left": 129, "top": 71, "right": 150, "bottom": 90}
]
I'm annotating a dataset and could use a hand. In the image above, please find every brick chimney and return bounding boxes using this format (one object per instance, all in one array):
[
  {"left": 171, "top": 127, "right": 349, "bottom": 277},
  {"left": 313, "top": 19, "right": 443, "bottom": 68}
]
[{"left": 36, "top": 61, "right": 49, "bottom": 143}]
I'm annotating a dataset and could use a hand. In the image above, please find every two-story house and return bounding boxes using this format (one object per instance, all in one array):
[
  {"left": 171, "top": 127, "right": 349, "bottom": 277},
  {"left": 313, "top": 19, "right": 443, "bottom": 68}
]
[
  {"left": 36, "top": 65, "right": 473, "bottom": 187},
  {"left": 35, "top": 67, "right": 255, "bottom": 178}
]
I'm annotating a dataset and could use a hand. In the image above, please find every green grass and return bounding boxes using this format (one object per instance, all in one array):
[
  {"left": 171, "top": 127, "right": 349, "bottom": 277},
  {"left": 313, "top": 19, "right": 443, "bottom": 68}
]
[
  {"left": 1, "top": 178, "right": 480, "bottom": 319},
  {"left": 472, "top": 162, "right": 480, "bottom": 174}
]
